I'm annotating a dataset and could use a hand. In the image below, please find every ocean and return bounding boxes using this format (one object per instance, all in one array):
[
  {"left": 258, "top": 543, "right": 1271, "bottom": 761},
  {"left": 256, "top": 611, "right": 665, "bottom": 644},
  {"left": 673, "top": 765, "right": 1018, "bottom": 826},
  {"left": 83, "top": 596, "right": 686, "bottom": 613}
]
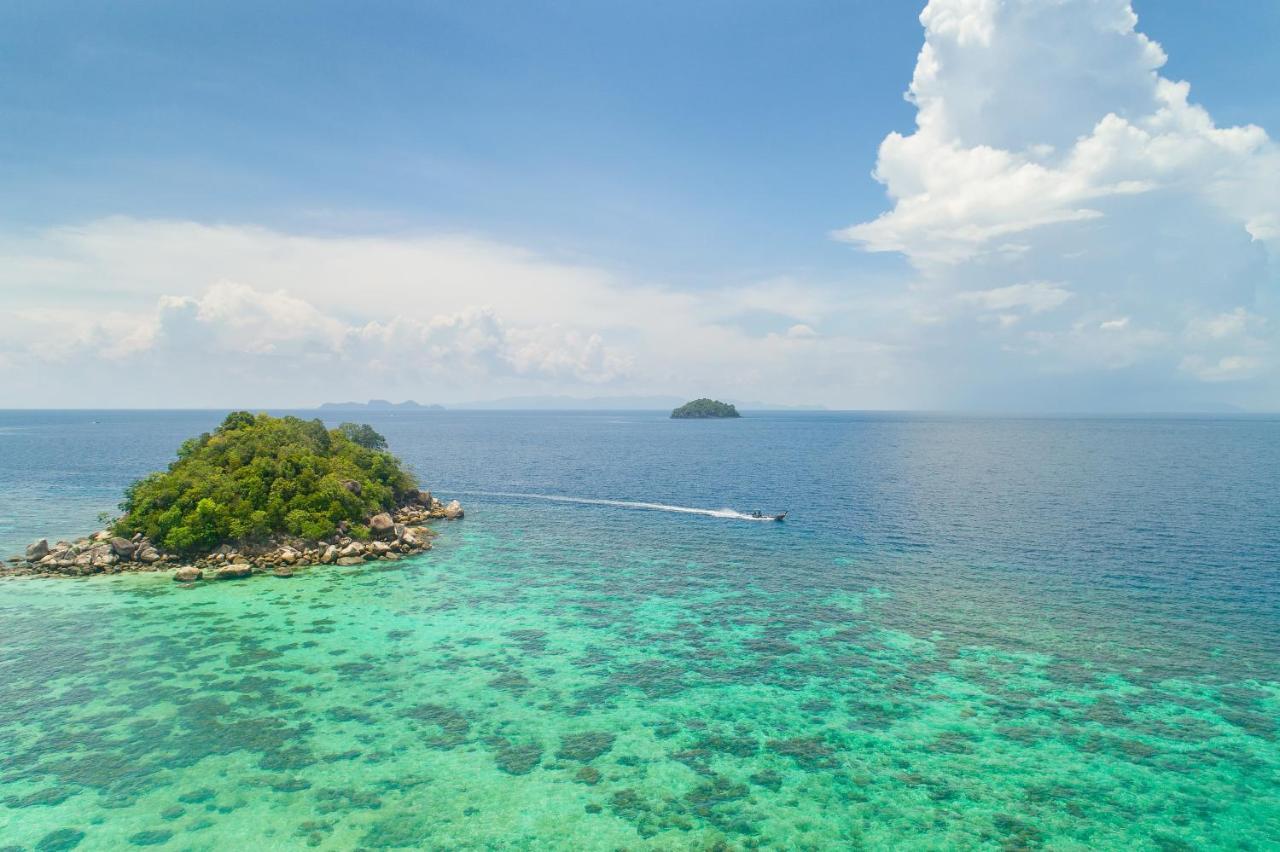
[{"left": 0, "top": 410, "right": 1276, "bottom": 849}]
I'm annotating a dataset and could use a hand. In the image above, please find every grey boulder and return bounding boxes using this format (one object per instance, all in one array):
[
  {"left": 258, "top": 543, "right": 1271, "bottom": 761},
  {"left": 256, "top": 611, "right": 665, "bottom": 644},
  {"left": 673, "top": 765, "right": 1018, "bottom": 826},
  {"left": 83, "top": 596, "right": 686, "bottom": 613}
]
[
  {"left": 110, "top": 537, "right": 137, "bottom": 558},
  {"left": 369, "top": 512, "right": 396, "bottom": 537},
  {"left": 215, "top": 564, "right": 252, "bottom": 580}
]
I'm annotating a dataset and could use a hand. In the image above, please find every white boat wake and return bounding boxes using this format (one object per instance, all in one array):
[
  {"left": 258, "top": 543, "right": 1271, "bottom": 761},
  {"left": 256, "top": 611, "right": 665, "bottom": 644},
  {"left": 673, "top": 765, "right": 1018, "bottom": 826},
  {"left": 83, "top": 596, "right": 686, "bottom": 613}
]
[{"left": 451, "top": 490, "right": 781, "bottom": 521}]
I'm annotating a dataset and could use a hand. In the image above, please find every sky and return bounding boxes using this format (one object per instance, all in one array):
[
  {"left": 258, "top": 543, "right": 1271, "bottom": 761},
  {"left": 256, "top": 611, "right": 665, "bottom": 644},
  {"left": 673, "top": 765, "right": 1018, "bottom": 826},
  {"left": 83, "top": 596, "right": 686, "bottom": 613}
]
[{"left": 2, "top": 0, "right": 1278, "bottom": 410}]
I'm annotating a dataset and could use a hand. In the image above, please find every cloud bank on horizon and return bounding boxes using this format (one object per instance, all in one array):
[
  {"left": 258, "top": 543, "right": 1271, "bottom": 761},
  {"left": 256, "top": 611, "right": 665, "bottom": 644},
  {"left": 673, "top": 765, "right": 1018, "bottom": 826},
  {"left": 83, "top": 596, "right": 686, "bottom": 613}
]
[
  {"left": 1, "top": 220, "right": 885, "bottom": 408},
  {"left": 1, "top": 0, "right": 1277, "bottom": 410}
]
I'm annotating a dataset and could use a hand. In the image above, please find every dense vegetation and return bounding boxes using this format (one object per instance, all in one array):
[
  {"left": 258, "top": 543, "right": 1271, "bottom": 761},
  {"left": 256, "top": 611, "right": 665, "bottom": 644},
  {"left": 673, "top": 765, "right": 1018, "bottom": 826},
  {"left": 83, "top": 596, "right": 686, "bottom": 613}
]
[
  {"left": 671, "top": 398, "right": 741, "bottom": 419},
  {"left": 115, "top": 412, "right": 418, "bottom": 553}
]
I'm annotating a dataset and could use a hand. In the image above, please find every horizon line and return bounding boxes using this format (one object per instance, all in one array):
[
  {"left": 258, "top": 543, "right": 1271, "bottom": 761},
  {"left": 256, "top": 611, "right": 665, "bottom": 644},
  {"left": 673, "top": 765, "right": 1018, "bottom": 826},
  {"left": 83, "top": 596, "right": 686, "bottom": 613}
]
[{"left": 0, "top": 407, "right": 1275, "bottom": 417}]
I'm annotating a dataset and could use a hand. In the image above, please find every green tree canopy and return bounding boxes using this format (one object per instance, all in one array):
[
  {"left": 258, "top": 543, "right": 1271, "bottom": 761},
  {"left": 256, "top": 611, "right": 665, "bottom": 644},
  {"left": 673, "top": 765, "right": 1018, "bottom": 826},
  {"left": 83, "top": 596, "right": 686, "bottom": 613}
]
[
  {"left": 115, "top": 412, "right": 418, "bottom": 553},
  {"left": 338, "top": 422, "right": 388, "bottom": 451},
  {"left": 671, "top": 398, "right": 740, "bottom": 418}
]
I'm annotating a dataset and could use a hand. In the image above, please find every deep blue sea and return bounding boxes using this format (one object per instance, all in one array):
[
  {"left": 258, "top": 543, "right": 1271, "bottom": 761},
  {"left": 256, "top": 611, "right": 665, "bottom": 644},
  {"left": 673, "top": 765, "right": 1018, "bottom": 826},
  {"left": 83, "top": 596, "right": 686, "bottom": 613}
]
[{"left": 0, "top": 410, "right": 1277, "bottom": 849}]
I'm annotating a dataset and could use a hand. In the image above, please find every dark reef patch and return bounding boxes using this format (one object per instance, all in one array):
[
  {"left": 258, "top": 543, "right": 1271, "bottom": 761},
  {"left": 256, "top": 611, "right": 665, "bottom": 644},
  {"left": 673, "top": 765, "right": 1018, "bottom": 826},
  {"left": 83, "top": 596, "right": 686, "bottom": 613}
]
[
  {"left": 494, "top": 741, "right": 543, "bottom": 775},
  {"left": 35, "top": 829, "right": 85, "bottom": 852},
  {"left": 314, "top": 786, "right": 383, "bottom": 813},
  {"left": 557, "top": 731, "right": 615, "bottom": 762},
  {"left": 127, "top": 830, "right": 173, "bottom": 846},
  {"left": 406, "top": 703, "right": 470, "bottom": 749},
  {"left": 766, "top": 735, "right": 838, "bottom": 769}
]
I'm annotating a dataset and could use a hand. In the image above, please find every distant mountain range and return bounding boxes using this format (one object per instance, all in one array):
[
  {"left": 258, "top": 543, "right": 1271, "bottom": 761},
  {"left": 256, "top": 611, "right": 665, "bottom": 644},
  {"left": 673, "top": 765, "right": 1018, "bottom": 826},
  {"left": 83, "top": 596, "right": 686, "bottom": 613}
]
[
  {"left": 317, "top": 399, "right": 444, "bottom": 411},
  {"left": 450, "top": 395, "right": 826, "bottom": 411},
  {"left": 317, "top": 395, "right": 824, "bottom": 411}
]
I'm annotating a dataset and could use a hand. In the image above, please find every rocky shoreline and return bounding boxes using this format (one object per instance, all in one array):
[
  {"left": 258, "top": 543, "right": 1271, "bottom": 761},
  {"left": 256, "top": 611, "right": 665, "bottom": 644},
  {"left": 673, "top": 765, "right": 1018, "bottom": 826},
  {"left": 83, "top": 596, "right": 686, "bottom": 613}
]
[{"left": 3, "top": 491, "right": 464, "bottom": 582}]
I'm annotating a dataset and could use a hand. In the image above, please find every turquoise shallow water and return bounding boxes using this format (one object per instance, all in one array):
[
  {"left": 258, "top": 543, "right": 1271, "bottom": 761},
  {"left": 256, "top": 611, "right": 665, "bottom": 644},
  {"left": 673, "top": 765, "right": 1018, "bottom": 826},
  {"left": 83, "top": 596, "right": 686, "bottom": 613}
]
[{"left": 0, "top": 411, "right": 1278, "bottom": 849}]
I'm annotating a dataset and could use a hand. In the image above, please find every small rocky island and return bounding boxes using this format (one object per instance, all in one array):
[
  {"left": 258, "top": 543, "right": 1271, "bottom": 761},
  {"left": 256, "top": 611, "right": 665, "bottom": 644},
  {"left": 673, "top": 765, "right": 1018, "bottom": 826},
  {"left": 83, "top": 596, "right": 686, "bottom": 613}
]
[
  {"left": 3, "top": 412, "right": 463, "bottom": 582},
  {"left": 671, "top": 398, "right": 741, "bottom": 419}
]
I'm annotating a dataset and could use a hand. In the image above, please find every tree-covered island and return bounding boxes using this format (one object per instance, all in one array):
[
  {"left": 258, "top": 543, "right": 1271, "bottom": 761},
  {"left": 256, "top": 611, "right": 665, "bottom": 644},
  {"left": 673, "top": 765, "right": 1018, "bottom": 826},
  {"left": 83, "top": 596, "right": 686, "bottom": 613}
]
[
  {"left": 671, "top": 398, "right": 741, "bottom": 419},
  {"left": 4, "top": 412, "right": 464, "bottom": 581}
]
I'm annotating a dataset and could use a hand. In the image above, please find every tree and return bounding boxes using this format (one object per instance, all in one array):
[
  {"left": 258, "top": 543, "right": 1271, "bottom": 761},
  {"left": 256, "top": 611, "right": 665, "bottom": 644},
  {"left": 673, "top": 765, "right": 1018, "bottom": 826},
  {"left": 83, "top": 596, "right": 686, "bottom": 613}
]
[
  {"left": 338, "top": 422, "right": 388, "bottom": 451},
  {"left": 221, "top": 410, "right": 257, "bottom": 431},
  {"left": 670, "top": 398, "right": 740, "bottom": 419},
  {"left": 115, "top": 414, "right": 416, "bottom": 553}
]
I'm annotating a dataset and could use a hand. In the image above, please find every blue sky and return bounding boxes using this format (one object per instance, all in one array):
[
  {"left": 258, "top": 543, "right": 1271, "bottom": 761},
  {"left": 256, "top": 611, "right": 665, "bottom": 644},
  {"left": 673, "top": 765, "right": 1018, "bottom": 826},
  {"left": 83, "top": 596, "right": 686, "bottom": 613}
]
[
  {"left": 2, "top": 2, "right": 919, "bottom": 279},
  {"left": 2, "top": 1, "right": 1279, "bottom": 409}
]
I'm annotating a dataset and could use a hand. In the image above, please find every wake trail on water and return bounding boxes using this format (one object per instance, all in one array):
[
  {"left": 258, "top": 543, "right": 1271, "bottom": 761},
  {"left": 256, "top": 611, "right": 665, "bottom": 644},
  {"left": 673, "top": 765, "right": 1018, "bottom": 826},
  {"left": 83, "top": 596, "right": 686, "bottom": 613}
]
[{"left": 451, "top": 490, "right": 779, "bottom": 522}]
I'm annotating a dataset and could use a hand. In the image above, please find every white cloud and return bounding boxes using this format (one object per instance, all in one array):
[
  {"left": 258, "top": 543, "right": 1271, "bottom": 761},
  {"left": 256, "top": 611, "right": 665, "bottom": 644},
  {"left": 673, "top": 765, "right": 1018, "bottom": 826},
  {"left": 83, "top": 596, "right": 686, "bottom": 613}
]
[
  {"left": 839, "top": 2, "right": 1278, "bottom": 268},
  {"left": 354, "top": 311, "right": 634, "bottom": 384},
  {"left": 956, "top": 281, "right": 1072, "bottom": 314},
  {"left": 919, "top": 0, "right": 998, "bottom": 48},
  {"left": 165, "top": 282, "right": 348, "bottom": 356},
  {"left": 1186, "top": 307, "right": 1262, "bottom": 341},
  {"left": 835, "top": 0, "right": 1278, "bottom": 405},
  {"left": 1179, "top": 354, "right": 1263, "bottom": 383},
  {"left": 1021, "top": 319, "right": 1168, "bottom": 372},
  {"left": 8, "top": 277, "right": 636, "bottom": 389},
  {"left": 0, "top": 219, "right": 899, "bottom": 407}
]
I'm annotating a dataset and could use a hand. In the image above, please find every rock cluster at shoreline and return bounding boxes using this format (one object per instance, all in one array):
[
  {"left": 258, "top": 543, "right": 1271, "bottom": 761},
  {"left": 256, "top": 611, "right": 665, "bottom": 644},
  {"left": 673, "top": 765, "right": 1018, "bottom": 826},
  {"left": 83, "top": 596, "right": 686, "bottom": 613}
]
[{"left": 3, "top": 491, "right": 464, "bottom": 581}]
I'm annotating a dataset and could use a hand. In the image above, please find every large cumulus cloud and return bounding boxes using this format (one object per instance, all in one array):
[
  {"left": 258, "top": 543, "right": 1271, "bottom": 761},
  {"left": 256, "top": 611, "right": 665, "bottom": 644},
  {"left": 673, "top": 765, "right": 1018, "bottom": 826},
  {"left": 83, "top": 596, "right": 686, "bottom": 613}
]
[{"left": 838, "top": 0, "right": 1278, "bottom": 406}]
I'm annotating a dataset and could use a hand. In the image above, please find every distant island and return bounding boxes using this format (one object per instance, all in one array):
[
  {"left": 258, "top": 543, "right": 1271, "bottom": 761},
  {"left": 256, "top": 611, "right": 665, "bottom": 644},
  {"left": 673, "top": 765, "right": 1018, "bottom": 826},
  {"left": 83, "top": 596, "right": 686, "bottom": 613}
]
[
  {"left": 4, "top": 412, "right": 463, "bottom": 581},
  {"left": 318, "top": 399, "right": 444, "bottom": 411},
  {"left": 671, "top": 398, "right": 741, "bottom": 419}
]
